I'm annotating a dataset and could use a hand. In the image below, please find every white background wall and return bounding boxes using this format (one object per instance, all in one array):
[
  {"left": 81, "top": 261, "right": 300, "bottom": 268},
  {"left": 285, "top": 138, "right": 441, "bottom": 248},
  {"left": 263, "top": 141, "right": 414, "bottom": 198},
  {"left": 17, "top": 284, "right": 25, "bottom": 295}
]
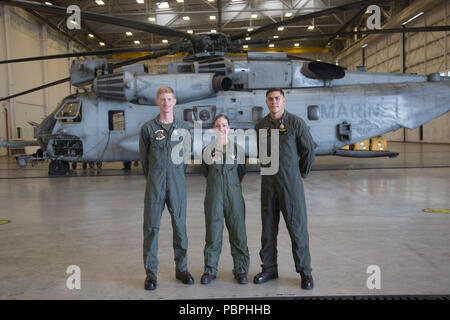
[{"left": 338, "top": 1, "right": 450, "bottom": 143}]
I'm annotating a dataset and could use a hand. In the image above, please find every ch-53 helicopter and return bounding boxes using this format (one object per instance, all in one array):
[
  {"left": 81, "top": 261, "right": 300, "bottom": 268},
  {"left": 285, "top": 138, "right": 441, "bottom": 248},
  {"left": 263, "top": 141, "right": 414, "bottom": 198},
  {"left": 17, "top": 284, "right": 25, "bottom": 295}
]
[{"left": 0, "top": 0, "right": 449, "bottom": 175}]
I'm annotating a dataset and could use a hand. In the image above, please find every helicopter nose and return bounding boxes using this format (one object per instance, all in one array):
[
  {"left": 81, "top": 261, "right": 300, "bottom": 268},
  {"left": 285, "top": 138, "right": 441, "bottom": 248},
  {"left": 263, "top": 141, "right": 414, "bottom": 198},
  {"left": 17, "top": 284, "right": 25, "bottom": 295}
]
[{"left": 36, "top": 112, "right": 57, "bottom": 148}]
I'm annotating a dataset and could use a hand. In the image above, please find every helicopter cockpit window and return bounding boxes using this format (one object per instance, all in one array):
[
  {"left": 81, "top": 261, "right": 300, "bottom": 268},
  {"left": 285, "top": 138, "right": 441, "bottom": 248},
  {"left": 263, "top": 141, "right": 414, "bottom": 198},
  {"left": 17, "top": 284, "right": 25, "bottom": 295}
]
[
  {"left": 55, "top": 100, "right": 82, "bottom": 123},
  {"left": 109, "top": 110, "right": 125, "bottom": 131}
]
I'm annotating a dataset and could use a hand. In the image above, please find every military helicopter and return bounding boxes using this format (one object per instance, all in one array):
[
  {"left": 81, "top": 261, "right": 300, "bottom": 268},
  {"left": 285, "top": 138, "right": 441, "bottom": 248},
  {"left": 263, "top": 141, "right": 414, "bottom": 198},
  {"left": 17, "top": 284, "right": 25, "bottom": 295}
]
[{"left": 0, "top": 0, "right": 449, "bottom": 175}]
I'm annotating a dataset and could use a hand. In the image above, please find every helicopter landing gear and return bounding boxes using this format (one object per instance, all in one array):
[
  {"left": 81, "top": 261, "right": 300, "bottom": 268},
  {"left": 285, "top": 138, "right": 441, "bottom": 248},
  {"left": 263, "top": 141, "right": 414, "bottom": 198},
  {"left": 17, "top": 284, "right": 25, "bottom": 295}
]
[
  {"left": 96, "top": 161, "right": 103, "bottom": 168},
  {"left": 122, "top": 161, "right": 132, "bottom": 170},
  {"left": 49, "top": 160, "right": 70, "bottom": 176},
  {"left": 82, "top": 162, "right": 87, "bottom": 170},
  {"left": 71, "top": 162, "right": 77, "bottom": 170},
  {"left": 89, "top": 162, "right": 95, "bottom": 169}
]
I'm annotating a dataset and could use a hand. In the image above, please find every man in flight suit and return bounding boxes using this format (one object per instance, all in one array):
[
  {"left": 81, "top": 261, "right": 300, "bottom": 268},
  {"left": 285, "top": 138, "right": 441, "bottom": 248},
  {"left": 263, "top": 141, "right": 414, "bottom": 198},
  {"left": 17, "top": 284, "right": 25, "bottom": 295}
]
[
  {"left": 253, "top": 88, "right": 315, "bottom": 290},
  {"left": 139, "top": 86, "right": 194, "bottom": 290}
]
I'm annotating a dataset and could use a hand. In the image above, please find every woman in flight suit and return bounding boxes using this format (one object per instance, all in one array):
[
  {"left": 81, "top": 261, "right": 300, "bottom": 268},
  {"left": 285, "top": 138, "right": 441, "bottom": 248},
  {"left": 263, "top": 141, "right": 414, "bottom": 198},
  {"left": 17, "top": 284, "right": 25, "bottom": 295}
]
[{"left": 200, "top": 114, "right": 250, "bottom": 285}]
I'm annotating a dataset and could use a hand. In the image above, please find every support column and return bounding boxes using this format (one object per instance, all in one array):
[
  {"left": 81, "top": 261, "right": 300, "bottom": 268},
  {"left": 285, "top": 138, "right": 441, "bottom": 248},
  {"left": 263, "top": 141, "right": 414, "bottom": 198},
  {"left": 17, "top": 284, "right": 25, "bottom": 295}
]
[
  {"left": 3, "top": 5, "right": 15, "bottom": 140},
  {"left": 402, "top": 25, "right": 406, "bottom": 142},
  {"left": 68, "top": 40, "right": 73, "bottom": 95},
  {"left": 42, "top": 25, "right": 50, "bottom": 116}
]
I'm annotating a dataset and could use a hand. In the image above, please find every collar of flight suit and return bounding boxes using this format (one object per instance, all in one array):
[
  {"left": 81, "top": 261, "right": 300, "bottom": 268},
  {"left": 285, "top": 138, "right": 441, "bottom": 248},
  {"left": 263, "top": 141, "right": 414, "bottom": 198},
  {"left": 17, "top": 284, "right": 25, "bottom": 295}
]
[
  {"left": 267, "top": 110, "right": 289, "bottom": 126},
  {"left": 153, "top": 114, "right": 182, "bottom": 132}
]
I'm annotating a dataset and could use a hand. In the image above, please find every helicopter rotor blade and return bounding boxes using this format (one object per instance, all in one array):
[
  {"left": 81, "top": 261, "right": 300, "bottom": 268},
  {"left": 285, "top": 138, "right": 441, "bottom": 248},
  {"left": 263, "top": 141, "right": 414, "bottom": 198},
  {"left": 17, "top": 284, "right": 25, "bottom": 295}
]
[
  {"left": 112, "top": 50, "right": 173, "bottom": 68},
  {"left": 231, "top": 0, "right": 393, "bottom": 41},
  {"left": 1, "top": 0, "right": 195, "bottom": 40},
  {"left": 0, "top": 45, "right": 173, "bottom": 64},
  {"left": 285, "top": 55, "right": 316, "bottom": 62},
  {"left": 241, "top": 26, "right": 450, "bottom": 45},
  {"left": 0, "top": 77, "right": 70, "bottom": 102}
]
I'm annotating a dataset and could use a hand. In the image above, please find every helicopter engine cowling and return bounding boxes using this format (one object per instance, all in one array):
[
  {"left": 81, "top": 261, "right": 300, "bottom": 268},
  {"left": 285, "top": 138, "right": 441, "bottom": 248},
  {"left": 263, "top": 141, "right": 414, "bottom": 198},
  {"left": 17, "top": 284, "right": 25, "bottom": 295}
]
[{"left": 93, "top": 72, "right": 231, "bottom": 104}]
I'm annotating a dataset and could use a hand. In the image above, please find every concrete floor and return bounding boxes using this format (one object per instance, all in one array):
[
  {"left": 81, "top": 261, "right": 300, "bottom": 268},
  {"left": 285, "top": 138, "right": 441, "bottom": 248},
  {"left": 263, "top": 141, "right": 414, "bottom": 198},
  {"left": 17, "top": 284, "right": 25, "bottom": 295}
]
[{"left": 0, "top": 142, "right": 449, "bottom": 299}]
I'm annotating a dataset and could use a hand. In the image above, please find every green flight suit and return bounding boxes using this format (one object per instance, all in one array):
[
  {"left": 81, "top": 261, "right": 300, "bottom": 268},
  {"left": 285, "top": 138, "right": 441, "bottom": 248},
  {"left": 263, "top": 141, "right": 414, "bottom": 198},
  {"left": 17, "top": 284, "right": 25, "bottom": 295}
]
[
  {"left": 255, "top": 111, "right": 315, "bottom": 276},
  {"left": 201, "top": 141, "right": 250, "bottom": 276},
  {"left": 139, "top": 115, "right": 190, "bottom": 277}
]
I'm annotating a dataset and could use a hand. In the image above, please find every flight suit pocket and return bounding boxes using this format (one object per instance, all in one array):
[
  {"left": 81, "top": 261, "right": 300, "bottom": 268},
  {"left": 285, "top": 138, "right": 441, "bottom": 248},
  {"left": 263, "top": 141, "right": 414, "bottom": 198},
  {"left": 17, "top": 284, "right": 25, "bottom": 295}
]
[
  {"left": 285, "top": 202, "right": 296, "bottom": 226},
  {"left": 279, "top": 130, "right": 295, "bottom": 145},
  {"left": 148, "top": 141, "right": 165, "bottom": 168},
  {"left": 146, "top": 202, "right": 164, "bottom": 228}
]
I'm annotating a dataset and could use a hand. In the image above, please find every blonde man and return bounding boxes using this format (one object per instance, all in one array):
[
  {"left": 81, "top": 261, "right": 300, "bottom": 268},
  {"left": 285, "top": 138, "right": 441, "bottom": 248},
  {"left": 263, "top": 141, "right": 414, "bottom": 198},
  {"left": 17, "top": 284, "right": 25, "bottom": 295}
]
[{"left": 139, "top": 86, "right": 194, "bottom": 290}]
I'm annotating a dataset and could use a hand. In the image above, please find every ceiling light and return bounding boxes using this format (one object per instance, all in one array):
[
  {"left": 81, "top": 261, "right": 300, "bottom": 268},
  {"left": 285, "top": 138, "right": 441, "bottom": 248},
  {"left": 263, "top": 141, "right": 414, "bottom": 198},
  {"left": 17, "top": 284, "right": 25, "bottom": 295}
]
[
  {"left": 210, "top": 15, "right": 216, "bottom": 20},
  {"left": 294, "top": 43, "right": 300, "bottom": 47},
  {"left": 251, "top": 14, "right": 258, "bottom": 19},
  {"left": 277, "top": 27, "right": 284, "bottom": 31},
  {"left": 176, "top": 0, "right": 184, "bottom": 3},
  {"left": 211, "top": 29, "right": 217, "bottom": 33},
  {"left": 148, "top": 17, "right": 156, "bottom": 22},
  {"left": 157, "top": 2, "right": 169, "bottom": 9},
  {"left": 136, "top": 0, "right": 144, "bottom": 4},
  {"left": 88, "top": 33, "right": 94, "bottom": 38},
  {"left": 70, "top": 20, "right": 77, "bottom": 25},
  {"left": 285, "top": 12, "right": 292, "bottom": 17},
  {"left": 402, "top": 12, "right": 423, "bottom": 25},
  {"left": 187, "top": 30, "right": 193, "bottom": 34},
  {"left": 208, "top": 0, "right": 214, "bottom": 2},
  {"left": 362, "top": 43, "right": 368, "bottom": 48},
  {"left": 245, "top": 37, "right": 251, "bottom": 40},
  {"left": 162, "top": 39, "right": 168, "bottom": 43},
  {"left": 95, "top": 0, "right": 105, "bottom": 5},
  {"left": 183, "top": 16, "right": 190, "bottom": 21},
  {"left": 99, "top": 42, "right": 105, "bottom": 46},
  {"left": 45, "top": 2, "right": 52, "bottom": 5},
  {"left": 243, "top": 45, "right": 248, "bottom": 49},
  {"left": 273, "top": 35, "right": 279, "bottom": 39},
  {"left": 308, "top": 25, "right": 315, "bottom": 30},
  {"left": 126, "top": 32, "right": 133, "bottom": 36},
  {"left": 268, "top": 44, "right": 275, "bottom": 48},
  {"left": 247, "top": 28, "right": 253, "bottom": 32},
  {"left": 134, "top": 40, "right": 140, "bottom": 44}
]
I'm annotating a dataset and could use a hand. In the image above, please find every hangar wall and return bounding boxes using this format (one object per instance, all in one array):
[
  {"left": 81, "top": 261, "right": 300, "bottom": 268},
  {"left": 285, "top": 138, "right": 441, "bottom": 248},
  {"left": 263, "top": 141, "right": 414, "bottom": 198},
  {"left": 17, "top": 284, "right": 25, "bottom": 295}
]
[
  {"left": 337, "top": 0, "right": 450, "bottom": 143},
  {"left": 0, "top": 6, "right": 73, "bottom": 156}
]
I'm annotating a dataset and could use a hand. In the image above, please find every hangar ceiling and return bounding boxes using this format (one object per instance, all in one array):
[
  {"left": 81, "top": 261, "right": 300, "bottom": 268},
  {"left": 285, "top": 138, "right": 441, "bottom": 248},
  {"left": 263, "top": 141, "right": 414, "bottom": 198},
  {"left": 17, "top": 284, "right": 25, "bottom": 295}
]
[{"left": 17, "top": 0, "right": 418, "bottom": 56}]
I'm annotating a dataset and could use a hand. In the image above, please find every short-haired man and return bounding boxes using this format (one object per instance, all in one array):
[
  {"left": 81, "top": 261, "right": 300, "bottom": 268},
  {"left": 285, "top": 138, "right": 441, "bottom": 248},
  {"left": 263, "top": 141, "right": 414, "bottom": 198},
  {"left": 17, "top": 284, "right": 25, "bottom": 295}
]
[
  {"left": 254, "top": 88, "right": 316, "bottom": 290},
  {"left": 139, "top": 86, "right": 194, "bottom": 290}
]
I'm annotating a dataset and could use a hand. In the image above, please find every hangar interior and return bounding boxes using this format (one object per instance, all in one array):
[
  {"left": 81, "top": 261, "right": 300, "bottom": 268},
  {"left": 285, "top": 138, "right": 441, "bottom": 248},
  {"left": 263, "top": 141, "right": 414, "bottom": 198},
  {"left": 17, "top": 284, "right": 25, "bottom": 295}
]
[{"left": 0, "top": 0, "right": 449, "bottom": 299}]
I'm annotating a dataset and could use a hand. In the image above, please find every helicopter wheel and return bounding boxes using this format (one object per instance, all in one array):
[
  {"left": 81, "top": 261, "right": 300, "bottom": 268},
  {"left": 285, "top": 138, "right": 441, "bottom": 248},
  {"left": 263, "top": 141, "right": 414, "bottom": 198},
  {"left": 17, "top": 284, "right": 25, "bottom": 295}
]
[
  {"left": 122, "top": 161, "right": 132, "bottom": 170},
  {"left": 82, "top": 162, "right": 87, "bottom": 170},
  {"left": 96, "top": 161, "right": 103, "bottom": 168},
  {"left": 49, "top": 160, "right": 70, "bottom": 176},
  {"left": 89, "top": 162, "right": 95, "bottom": 169},
  {"left": 71, "top": 162, "right": 77, "bottom": 170}
]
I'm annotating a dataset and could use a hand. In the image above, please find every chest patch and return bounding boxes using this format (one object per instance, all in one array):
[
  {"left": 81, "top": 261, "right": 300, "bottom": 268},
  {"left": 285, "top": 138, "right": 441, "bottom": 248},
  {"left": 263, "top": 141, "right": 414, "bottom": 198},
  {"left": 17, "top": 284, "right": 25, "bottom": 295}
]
[{"left": 154, "top": 129, "right": 166, "bottom": 140}]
